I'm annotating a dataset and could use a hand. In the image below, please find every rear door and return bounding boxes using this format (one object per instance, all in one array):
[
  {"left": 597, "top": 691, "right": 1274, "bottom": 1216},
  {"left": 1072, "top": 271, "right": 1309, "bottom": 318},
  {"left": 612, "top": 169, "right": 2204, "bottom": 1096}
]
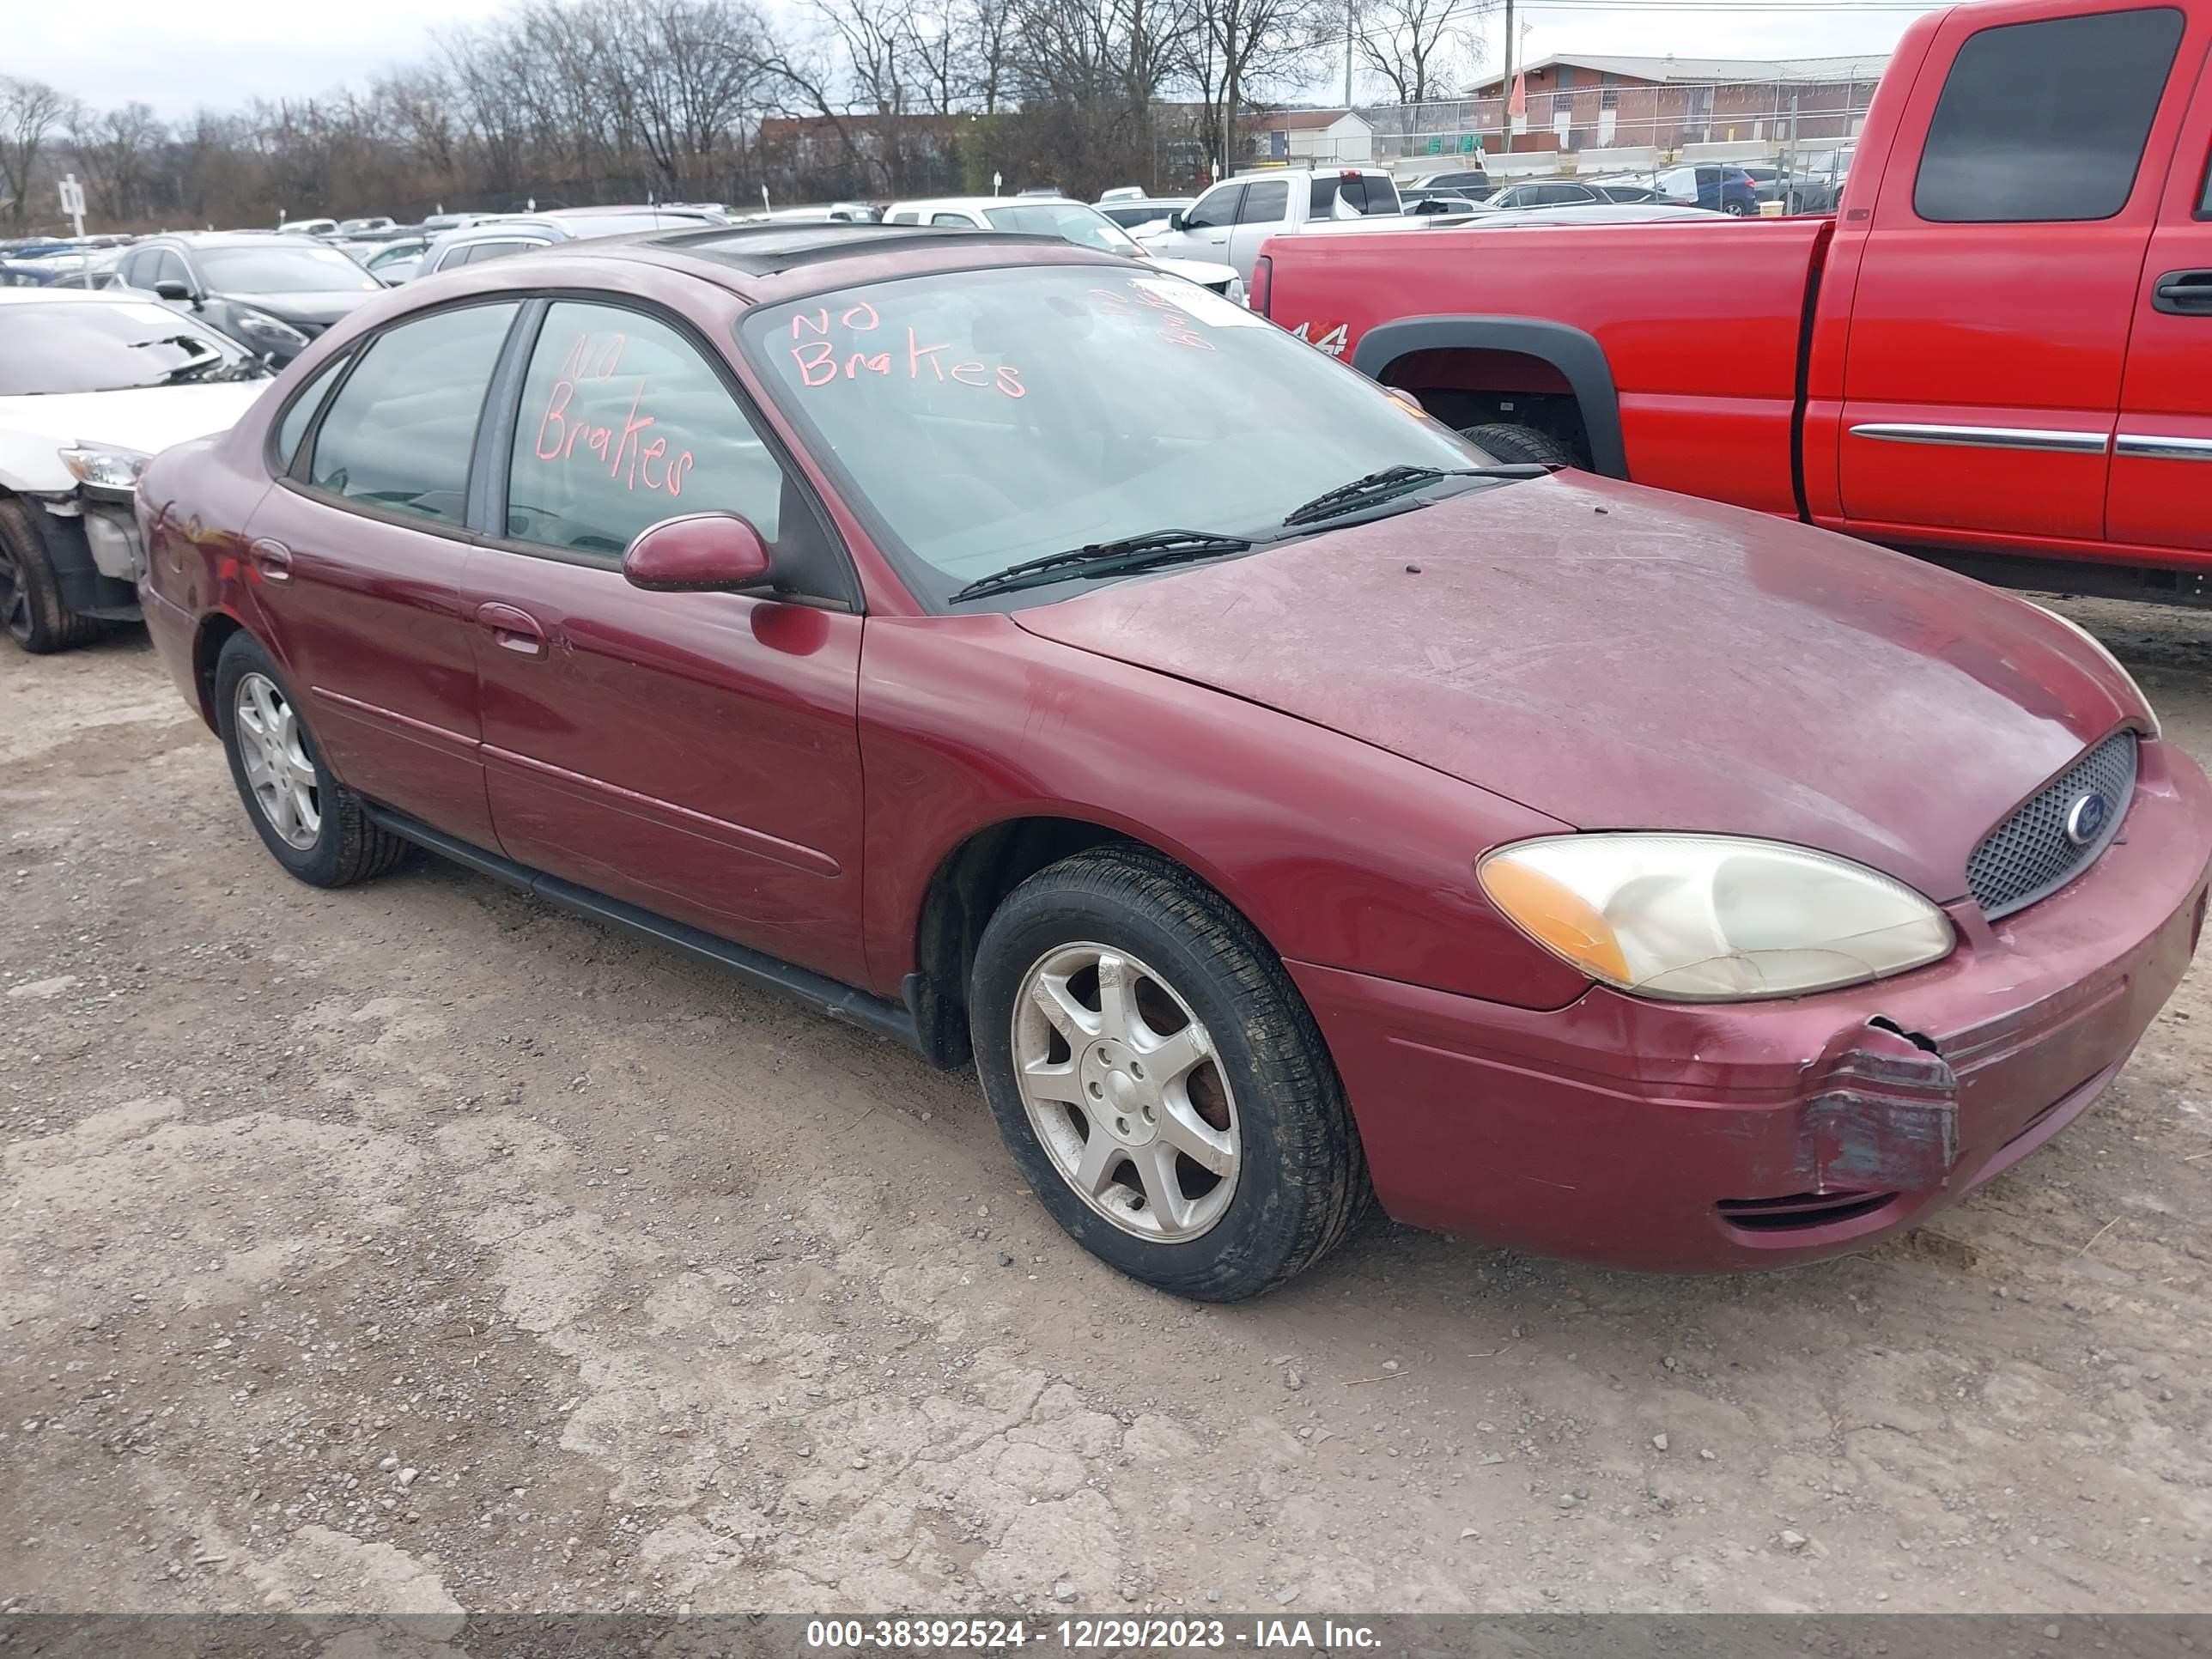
[
  {"left": 243, "top": 299, "right": 521, "bottom": 848},
  {"left": 1837, "top": 2, "right": 2193, "bottom": 548},
  {"left": 2109, "top": 39, "right": 2212, "bottom": 556},
  {"left": 1229, "top": 177, "right": 1291, "bottom": 275}
]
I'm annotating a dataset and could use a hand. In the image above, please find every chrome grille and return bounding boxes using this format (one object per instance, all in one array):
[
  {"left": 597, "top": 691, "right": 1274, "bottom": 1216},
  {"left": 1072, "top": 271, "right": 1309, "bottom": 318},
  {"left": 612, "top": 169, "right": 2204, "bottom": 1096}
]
[{"left": 1966, "top": 732, "right": 2137, "bottom": 921}]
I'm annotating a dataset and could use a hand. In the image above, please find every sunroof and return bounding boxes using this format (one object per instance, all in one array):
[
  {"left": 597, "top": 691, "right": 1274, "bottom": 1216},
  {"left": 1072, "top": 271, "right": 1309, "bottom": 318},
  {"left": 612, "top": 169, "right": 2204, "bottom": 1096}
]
[{"left": 650, "top": 222, "right": 1054, "bottom": 273}]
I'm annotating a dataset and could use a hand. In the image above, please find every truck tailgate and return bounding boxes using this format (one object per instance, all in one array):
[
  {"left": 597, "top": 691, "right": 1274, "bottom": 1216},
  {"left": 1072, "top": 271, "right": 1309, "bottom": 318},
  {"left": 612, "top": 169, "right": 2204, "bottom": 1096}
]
[{"left": 1262, "top": 217, "right": 1832, "bottom": 517}]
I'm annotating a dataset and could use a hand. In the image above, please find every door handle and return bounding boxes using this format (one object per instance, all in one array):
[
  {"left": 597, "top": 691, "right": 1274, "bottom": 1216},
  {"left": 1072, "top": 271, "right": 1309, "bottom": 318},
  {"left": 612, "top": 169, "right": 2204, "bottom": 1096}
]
[
  {"left": 247, "top": 538, "right": 292, "bottom": 583},
  {"left": 2153, "top": 270, "right": 2212, "bottom": 315},
  {"left": 476, "top": 601, "right": 546, "bottom": 658}
]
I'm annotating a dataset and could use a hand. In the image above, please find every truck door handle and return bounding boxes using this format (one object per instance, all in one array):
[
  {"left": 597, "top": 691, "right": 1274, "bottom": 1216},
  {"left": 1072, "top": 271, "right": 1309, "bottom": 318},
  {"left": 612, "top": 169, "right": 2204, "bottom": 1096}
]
[
  {"left": 2153, "top": 270, "right": 2212, "bottom": 315},
  {"left": 247, "top": 538, "right": 292, "bottom": 582},
  {"left": 476, "top": 601, "right": 546, "bottom": 657}
]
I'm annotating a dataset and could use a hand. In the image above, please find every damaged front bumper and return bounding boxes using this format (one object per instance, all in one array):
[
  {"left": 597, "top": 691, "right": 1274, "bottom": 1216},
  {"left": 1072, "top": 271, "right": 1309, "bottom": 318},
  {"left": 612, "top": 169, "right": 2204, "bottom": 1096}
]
[
  {"left": 1288, "top": 737, "right": 2212, "bottom": 1273},
  {"left": 31, "top": 484, "right": 145, "bottom": 621}
]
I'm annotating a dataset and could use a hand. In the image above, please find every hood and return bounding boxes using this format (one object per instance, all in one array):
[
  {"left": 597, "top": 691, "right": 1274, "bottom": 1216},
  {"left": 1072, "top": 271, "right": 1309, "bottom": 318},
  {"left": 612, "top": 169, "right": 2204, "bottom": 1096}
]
[
  {"left": 223, "top": 289, "right": 377, "bottom": 327},
  {"left": 0, "top": 380, "right": 272, "bottom": 491},
  {"left": 1146, "top": 253, "right": 1240, "bottom": 289},
  {"left": 1012, "top": 473, "right": 2136, "bottom": 902}
]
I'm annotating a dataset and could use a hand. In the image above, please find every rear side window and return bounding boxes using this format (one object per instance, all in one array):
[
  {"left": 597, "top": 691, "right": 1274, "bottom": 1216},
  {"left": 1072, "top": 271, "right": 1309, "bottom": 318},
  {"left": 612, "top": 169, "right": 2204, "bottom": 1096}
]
[
  {"left": 1915, "top": 8, "right": 2184, "bottom": 223},
  {"left": 274, "top": 350, "right": 349, "bottom": 472},
  {"left": 506, "top": 301, "right": 792, "bottom": 564},
  {"left": 1309, "top": 176, "right": 1395, "bottom": 217},
  {"left": 1238, "top": 179, "right": 1288, "bottom": 223},
  {"left": 307, "top": 302, "right": 519, "bottom": 525}
]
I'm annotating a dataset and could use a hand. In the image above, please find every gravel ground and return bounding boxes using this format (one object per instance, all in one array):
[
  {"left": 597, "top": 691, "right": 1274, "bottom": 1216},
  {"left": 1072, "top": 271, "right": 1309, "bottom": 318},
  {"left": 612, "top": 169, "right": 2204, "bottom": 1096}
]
[{"left": 2, "top": 593, "right": 2208, "bottom": 1619}]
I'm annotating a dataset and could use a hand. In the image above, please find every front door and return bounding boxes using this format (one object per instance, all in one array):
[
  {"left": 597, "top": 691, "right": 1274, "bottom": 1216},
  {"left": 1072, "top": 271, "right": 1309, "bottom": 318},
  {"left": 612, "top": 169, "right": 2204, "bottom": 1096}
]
[
  {"left": 2109, "top": 41, "right": 2212, "bottom": 556},
  {"left": 243, "top": 299, "right": 522, "bottom": 848},
  {"left": 465, "top": 299, "right": 871, "bottom": 986},
  {"left": 1228, "top": 177, "right": 1290, "bottom": 276},
  {"left": 1836, "top": 1, "right": 2191, "bottom": 548}
]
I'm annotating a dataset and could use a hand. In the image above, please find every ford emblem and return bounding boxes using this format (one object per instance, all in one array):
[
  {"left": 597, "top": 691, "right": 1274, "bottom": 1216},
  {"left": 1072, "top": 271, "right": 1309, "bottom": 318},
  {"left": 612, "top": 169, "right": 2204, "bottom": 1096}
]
[{"left": 2063, "top": 792, "right": 2110, "bottom": 847}]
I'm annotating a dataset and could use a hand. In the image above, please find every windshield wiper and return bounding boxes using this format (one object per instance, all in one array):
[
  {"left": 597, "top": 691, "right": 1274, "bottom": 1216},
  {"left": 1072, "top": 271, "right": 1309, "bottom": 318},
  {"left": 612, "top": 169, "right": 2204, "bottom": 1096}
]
[
  {"left": 1281, "top": 463, "right": 1552, "bottom": 528},
  {"left": 949, "top": 530, "right": 1254, "bottom": 604}
]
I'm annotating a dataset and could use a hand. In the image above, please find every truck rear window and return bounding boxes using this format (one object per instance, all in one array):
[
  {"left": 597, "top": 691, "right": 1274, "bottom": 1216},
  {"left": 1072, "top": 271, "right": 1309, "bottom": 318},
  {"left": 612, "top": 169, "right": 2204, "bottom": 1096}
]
[
  {"left": 1308, "top": 175, "right": 1401, "bottom": 218},
  {"left": 1913, "top": 7, "right": 2183, "bottom": 224}
]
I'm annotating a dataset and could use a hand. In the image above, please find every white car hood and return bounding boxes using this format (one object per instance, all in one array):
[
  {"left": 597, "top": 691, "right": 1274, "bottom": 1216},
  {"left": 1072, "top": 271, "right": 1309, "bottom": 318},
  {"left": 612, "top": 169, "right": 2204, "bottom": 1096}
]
[
  {"left": 0, "top": 380, "right": 270, "bottom": 492},
  {"left": 1145, "top": 253, "right": 1242, "bottom": 290}
]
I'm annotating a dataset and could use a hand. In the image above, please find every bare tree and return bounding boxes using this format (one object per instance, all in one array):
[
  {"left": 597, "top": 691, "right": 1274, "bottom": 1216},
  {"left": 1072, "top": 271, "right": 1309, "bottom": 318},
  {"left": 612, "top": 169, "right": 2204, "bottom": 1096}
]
[
  {"left": 1176, "top": 0, "right": 1328, "bottom": 180},
  {"left": 1354, "top": 0, "right": 1486, "bottom": 104},
  {"left": 0, "top": 76, "right": 70, "bottom": 228}
]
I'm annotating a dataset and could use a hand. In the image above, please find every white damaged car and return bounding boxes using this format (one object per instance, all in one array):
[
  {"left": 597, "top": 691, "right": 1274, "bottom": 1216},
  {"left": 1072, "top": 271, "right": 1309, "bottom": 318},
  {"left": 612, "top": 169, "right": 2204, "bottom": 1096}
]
[{"left": 0, "top": 288, "right": 274, "bottom": 653}]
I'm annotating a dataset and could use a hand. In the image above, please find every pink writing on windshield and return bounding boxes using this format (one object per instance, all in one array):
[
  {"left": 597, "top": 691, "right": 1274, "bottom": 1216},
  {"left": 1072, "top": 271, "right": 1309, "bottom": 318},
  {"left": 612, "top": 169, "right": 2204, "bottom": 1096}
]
[
  {"left": 787, "top": 307, "right": 1024, "bottom": 397},
  {"left": 532, "top": 331, "right": 695, "bottom": 497}
]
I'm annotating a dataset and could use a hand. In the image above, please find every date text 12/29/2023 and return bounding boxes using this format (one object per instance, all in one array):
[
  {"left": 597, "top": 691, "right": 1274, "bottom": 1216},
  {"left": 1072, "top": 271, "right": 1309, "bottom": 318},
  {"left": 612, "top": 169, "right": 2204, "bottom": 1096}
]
[{"left": 801, "top": 1619, "right": 1383, "bottom": 1651}]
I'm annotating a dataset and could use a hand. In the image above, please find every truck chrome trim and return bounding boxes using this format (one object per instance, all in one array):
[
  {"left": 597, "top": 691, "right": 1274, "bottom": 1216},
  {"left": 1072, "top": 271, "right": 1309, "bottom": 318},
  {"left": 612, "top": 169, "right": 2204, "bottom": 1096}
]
[
  {"left": 1849, "top": 423, "right": 2111, "bottom": 455},
  {"left": 2114, "top": 433, "right": 2212, "bottom": 462}
]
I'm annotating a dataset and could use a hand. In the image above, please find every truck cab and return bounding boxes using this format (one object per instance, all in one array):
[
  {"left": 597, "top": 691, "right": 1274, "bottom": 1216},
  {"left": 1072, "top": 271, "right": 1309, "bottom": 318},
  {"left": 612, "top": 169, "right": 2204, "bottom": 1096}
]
[{"left": 1146, "top": 167, "right": 1403, "bottom": 281}]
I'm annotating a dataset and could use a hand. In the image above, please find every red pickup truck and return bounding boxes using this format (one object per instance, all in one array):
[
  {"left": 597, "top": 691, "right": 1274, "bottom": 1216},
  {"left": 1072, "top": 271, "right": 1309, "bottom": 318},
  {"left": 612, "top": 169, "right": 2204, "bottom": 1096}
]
[{"left": 1257, "top": 0, "right": 2212, "bottom": 605}]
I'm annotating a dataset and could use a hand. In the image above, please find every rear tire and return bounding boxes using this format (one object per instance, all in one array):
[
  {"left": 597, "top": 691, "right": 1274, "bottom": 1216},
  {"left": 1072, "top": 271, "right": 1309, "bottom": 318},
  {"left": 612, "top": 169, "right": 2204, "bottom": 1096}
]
[
  {"left": 1459, "top": 421, "right": 1577, "bottom": 470},
  {"left": 969, "top": 846, "right": 1370, "bottom": 1301},
  {"left": 0, "top": 498, "right": 103, "bottom": 655},
  {"left": 215, "top": 631, "right": 408, "bottom": 889}
]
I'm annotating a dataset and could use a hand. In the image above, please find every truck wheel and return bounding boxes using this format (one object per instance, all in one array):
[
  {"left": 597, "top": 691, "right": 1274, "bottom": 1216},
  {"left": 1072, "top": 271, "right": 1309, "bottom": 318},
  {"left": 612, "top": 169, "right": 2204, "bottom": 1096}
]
[
  {"left": 1459, "top": 422, "right": 1577, "bottom": 470},
  {"left": 0, "top": 498, "right": 103, "bottom": 655},
  {"left": 968, "top": 846, "right": 1370, "bottom": 1302},
  {"left": 214, "top": 631, "right": 409, "bottom": 888}
]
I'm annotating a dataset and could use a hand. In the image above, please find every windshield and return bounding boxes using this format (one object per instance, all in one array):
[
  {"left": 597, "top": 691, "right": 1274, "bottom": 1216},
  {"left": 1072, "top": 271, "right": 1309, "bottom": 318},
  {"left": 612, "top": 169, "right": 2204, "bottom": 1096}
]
[
  {"left": 981, "top": 203, "right": 1139, "bottom": 255},
  {"left": 744, "top": 264, "right": 1503, "bottom": 607},
  {"left": 0, "top": 301, "right": 254, "bottom": 394},
  {"left": 198, "top": 245, "right": 382, "bottom": 294}
]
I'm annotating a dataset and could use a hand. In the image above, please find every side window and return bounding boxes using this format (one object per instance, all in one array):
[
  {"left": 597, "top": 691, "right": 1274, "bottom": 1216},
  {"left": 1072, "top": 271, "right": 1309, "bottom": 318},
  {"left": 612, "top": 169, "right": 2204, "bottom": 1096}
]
[
  {"left": 888, "top": 210, "right": 920, "bottom": 224},
  {"left": 2202, "top": 151, "right": 2212, "bottom": 217},
  {"left": 118, "top": 250, "right": 149, "bottom": 287},
  {"left": 274, "top": 350, "right": 349, "bottom": 473},
  {"left": 931, "top": 212, "right": 974, "bottom": 228},
  {"left": 507, "top": 301, "right": 811, "bottom": 576},
  {"left": 1184, "top": 185, "right": 1242, "bottom": 229},
  {"left": 152, "top": 250, "right": 191, "bottom": 289},
  {"left": 465, "top": 240, "right": 538, "bottom": 265},
  {"left": 307, "top": 302, "right": 519, "bottom": 525},
  {"left": 1915, "top": 8, "right": 2184, "bottom": 223},
  {"left": 1237, "top": 179, "right": 1288, "bottom": 223}
]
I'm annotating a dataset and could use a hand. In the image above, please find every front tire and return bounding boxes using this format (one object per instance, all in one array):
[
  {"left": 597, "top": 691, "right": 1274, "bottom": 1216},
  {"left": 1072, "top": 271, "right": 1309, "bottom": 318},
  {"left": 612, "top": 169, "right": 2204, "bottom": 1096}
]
[
  {"left": 969, "top": 847, "right": 1370, "bottom": 1301},
  {"left": 0, "top": 498, "right": 103, "bottom": 655},
  {"left": 1459, "top": 421, "right": 1577, "bottom": 469},
  {"left": 214, "top": 631, "right": 407, "bottom": 888}
]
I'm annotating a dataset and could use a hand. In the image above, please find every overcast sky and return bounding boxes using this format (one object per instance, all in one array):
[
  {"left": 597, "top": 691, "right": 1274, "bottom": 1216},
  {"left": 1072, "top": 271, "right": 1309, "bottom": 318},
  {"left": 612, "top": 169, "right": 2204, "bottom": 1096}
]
[{"left": 18, "top": 0, "right": 1940, "bottom": 119}]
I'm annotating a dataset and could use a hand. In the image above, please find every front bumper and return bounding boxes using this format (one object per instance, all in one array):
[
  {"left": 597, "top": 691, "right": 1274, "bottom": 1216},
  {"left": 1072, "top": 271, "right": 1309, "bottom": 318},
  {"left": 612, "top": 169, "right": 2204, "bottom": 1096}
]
[{"left": 1291, "top": 738, "right": 2212, "bottom": 1273}]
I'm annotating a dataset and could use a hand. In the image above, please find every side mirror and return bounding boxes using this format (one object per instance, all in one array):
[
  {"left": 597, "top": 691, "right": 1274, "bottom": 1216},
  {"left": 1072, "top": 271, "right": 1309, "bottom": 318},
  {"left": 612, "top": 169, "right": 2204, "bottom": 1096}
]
[
  {"left": 153, "top": 278, "right": 194, "bottom": 302},
  {"left": 622, "top": 513, "right": 773, "bottom": 593},
  {"left": 1167, "top": 210, "right": 1187, "bottom": 232}
]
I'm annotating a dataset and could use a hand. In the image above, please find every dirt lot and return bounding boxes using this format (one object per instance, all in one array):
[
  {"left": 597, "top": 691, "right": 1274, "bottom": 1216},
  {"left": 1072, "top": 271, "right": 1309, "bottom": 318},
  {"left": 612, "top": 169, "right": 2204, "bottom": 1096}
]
[{"left": 3, "top": 595, "right": 2209, "bottom": 1620}]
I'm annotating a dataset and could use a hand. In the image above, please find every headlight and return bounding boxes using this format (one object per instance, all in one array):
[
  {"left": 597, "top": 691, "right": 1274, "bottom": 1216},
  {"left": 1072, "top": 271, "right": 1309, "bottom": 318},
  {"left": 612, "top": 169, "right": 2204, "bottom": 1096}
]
[
  {"left": 2036, "top": 605, "right": 2160, "bottom": 738},
  {"left": 232, "top": 309, "right": 308, "bottom": 350},
  {"left": 1478, "top": 834, "right": 1955, "bottom": 1002},
  {"left": 1227, "top": 275, "right": 1249, "bottom": 307},
  {"left": 59, "top": 445, "right": 153, "bottom": 492}
]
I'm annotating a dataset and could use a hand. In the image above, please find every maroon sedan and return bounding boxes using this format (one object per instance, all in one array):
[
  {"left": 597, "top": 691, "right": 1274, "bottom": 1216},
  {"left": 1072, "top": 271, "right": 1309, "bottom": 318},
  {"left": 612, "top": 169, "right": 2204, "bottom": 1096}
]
[{"left": 136, "top": 224, "right": 2209, "bottom": 1300}]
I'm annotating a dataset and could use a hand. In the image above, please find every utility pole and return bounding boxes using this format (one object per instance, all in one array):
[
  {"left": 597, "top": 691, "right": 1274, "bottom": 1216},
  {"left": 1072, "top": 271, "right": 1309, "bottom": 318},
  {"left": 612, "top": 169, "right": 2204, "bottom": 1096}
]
[
  {"left": 1498, "top": 0, "right": 1515, "bottom": 155},
  {"left": 1344, "top": 0, "right": 1354, "bottom": 110}
]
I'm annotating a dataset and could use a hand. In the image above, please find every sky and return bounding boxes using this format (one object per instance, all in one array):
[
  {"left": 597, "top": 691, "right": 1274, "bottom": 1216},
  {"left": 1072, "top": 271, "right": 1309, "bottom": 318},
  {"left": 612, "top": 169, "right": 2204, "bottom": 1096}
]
[{"left": 15, "top": 0, "right": 1943, "bottom": 120}]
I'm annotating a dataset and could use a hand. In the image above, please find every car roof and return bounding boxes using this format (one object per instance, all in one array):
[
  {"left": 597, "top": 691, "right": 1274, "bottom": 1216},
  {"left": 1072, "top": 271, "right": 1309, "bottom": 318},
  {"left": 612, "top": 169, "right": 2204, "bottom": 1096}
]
[{"left": 142, "top": 232, "right": 314, "bottom": 248}]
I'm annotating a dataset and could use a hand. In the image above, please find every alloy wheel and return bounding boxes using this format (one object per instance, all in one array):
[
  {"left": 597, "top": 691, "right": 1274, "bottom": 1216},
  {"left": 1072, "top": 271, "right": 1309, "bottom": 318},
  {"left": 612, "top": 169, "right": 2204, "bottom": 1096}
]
[
  {"left": 234, "top": 672, "right": 321, "bottom": 849},
  {"left": 1011, "top": 941, "right": 1240, "bottom": 1242},
  {"left": 0, "top": 541, "right": 28, "bottom": 645}
]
